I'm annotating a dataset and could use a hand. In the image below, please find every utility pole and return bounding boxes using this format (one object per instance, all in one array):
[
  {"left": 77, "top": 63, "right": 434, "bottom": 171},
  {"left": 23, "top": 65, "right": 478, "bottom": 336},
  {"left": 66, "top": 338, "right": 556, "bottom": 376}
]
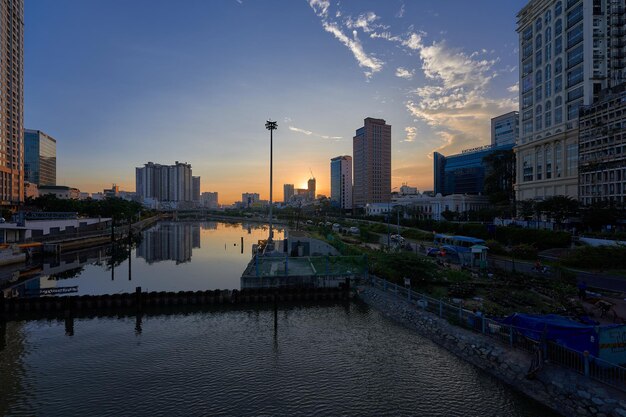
[{"left": 265, "top": 120, "right": 277, "bottom": 245}]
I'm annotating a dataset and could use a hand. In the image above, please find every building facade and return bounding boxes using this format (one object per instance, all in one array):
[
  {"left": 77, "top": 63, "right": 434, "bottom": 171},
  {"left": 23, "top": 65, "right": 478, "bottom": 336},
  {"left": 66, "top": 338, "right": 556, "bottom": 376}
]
[
  {"left": 192, "top": 176, "right": 201, "bottom": 202},
  {"left": 0, "top": 0, "right": 24, "bottom": 205},
  {"left": 353, "top": 117, "right": 391, "bottom": 207},
  {"left": 578, "top": 83, "right": 626, "bottom": 205},
  {"left": 365, "top": 193, "right": 490, "bottom": 221},
  {"left": 433, "top": 144, "right": 514, "bottom": 196},
  {"left": 283, "top": 184, "right": 294, "bottom": 203},
  {"left": 24, "top": 129, "right": 56, "bottom": 187},
  {"left": 515, "top": 0, "right": 626, "bottom": 201},
  {"left": 38, "top": 185, "right": 80, "bottom": 200},
  {"left": 330, "top": 155, "right": 353, "bottom": 209},
  {"left": 491, "top": 111, "right": 520, "bottom": 147},
  {"left": 200, "top": 191, "right": 218, "bottom": 209},
  {"left": 307, "top": 177, "right": 316, "bottom": 201},
  {"left": 241, "top": 193, "right": 260, "bottom": 208},
  {"left": 135, "top": 161, "right": 193, "bottom": 203}
]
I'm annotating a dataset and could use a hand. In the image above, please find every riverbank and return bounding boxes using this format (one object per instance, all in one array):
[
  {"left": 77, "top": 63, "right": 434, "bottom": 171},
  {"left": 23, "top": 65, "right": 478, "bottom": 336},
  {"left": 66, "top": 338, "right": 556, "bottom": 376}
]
[{"left": 358, "top": 285, "right": 626, "bottom": 417}]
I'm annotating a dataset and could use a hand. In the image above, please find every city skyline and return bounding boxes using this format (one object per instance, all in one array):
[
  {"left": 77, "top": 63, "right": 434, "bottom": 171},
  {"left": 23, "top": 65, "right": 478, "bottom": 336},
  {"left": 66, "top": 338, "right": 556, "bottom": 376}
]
[{"left": 25, "top": 0, "right": 524, "bottom": 204}]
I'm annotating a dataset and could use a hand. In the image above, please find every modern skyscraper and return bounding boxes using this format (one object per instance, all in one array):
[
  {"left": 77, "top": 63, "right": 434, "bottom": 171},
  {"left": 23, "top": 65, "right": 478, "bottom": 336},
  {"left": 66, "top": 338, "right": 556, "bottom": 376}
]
[
  {"left": 136, "top": 161, "right": 193, "bottom": 203},
  {"left": 491, "top": 111, "right": 520, "bottom": 147},
  {"left": 353, "top": 117, "right": 391, "bottom": 207},
  {"left": 1, "top": 0, "right": 24, "bottom": 205},
  {"left": 578, "top": 83, "right": 626, "bottom": 205},
  {"left": 283, "top": 184, "right": 294, "bottom": 203},
  {"left": 515, "top": 0, "right": 626, "bottom": 201},
  {"left": 330, "top": 155, "right": 353, "bottom": 209},
  {"left": 24, "top": 129, "right": 56, "bottom": 186},
  {"left": 307, "top": 177, "right": 316, "bottom": 201},
  {"left": 192, "top": 176, "right": 201, "bottom": 202}
]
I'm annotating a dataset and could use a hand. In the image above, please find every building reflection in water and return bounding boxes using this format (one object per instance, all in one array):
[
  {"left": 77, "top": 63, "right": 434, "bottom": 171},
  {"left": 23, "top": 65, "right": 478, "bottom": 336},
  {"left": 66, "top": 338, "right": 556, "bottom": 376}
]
[{"left": 136, "top": 222, "right": 201, "bottom": 265}]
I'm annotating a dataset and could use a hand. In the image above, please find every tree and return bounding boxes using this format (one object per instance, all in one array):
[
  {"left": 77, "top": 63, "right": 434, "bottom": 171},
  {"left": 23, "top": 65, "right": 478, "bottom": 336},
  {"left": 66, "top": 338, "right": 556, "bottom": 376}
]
[
  {"left": 517, "top": 199, "right": 536, "bottom": 220},
  {"left": 536, "top": 195, "right": 579, "bottom": 227},
  {"left": 483, "top": 150, "right": 515, "bottom": 206},
  {"left": 581, "top": 201, "right": 623, "bottom": 231}
]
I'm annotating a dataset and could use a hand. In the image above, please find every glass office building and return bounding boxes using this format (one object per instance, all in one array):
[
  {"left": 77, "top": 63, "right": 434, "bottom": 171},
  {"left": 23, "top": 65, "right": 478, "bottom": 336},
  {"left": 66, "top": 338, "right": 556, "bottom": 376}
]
[
  {"left": 24, "top": 129, "right": 57, "bottom": 187},
  {"left": 433, "top": 144, "right": 514, "bottom": 196}
]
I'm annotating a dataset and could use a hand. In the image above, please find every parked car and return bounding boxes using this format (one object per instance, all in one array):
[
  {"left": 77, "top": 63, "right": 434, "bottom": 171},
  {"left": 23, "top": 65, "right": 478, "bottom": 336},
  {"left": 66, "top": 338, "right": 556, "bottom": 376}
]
[
  {"left": 349, "top": 226, "right": 360, "bottom": 235},
  {"left": 426, "top": 248, "right": 440, "bottom": 257}
]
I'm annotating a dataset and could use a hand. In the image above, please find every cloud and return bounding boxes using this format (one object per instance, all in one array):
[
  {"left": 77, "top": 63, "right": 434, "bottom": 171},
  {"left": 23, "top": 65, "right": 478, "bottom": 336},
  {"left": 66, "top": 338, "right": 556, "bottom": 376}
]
[
  {"left": 396, "top": 4, "right": 405, "bottom": 18},
  {"left": 404, "top": 126, "right": 417, "bottom": 142},
  {"left": 307, "top": 1, "right": 384, "bottom": 78},
  {"left": 289, "top": 125, "right": 342, "bottom": 140},
  {"left": 321, "top": 22, "right": 383, "bottom": 78},
  {"left": 395, "top": 67, "right": 414, "bottom": 79},
  {"left": 507, "top": 82, "right": 519, "bottom": 93}
]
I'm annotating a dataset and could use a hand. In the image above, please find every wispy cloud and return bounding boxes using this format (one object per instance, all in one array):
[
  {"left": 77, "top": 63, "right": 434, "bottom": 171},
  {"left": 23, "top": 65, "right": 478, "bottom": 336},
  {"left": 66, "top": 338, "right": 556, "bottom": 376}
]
[
  {"left": 395, "top": 67, "right": 414, "bottom": 79},
  {"left": 308, "top": 1, "right": 384, "bottom": 79},
  {"left": 404, "top": 126, "right": 417, "bottom": 142},
  {"left": 289, "top": 126, "right": 342, "bottom": 140},
  {"left": 396, "top": 4, "right": 405, "bottom": 18},
  {"left": 507, "top": 82, "right": 519, "bottom": 93}
]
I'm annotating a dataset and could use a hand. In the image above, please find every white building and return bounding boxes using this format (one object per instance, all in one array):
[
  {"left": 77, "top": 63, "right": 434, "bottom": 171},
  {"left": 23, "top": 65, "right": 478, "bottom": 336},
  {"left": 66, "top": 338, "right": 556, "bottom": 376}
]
[
  {"left": 38, "top": 185, "right": 80, "bottom": 200},
  {"left": 135, "top": 161, "right": 193, "bottom": 205},
  {"left": 365, "top": 193, "right": 490, "bottom": 221},
  {"left": 491, "top": 111, "right": 520, "bottom": 147},
  {"left": 515, "top": 0, "right": 626, "bottom": 201}
]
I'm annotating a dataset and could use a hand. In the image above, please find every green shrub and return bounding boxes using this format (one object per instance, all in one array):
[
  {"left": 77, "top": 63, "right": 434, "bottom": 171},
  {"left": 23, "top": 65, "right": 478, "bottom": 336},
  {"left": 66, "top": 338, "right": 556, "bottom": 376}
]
[
  {"left": 485, "top": 239, "right": 507, "bottom": 255},
  {"left": 510, "top": 243, "right": 538, "bottom": 260},
  {"left": 562, "top": 245, "right": 626, "bottom": 270}
]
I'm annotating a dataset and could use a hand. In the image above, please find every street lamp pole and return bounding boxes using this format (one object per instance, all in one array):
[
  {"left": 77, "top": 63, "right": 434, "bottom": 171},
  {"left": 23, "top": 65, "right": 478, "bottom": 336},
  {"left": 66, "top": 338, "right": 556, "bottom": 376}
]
[
  {"left": 387, "top": 186, "right": 398, "bottom": 248},
  {"left": 265, "top": 120, "right": 277, "bottom": 244}
]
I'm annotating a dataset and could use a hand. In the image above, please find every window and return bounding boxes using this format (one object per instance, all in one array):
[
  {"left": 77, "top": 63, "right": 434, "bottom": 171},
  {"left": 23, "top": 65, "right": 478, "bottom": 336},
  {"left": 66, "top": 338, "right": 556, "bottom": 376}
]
[
  {"left": 567, "top": 85, "right": 584, "bottom": 101},
  {"left": 555, "top": 36, "right": 562, "bottom": 54},
  {"left": 536, "top": 114, "right": 543, "bottom": 130},
  {"left": 545, "top": 44, "right": 552, "bottom": 61},
  {"left": 523, "top": 109, "right": 533, "bottom": 121},
  {"left": 536, "top": 34, "right": 543, "bottom": 49},
  {"left": 523, "top": 92, "right": 534, "bottom": 109},
  {"left": 545, "top": 27, "right": 552, "bottom": 43},
  {"left": 545, "top": 80, "right": 552, "bottom": 97},
  {"left": 545, "top": 107, "right": 552, "bottom": 127},
  {"left": 523, "top": 153, "right": 534, "bottom": 182},
  {"left": 545, "top": 64, "right": 552, "bottom": 80},
  {"left": 555, "top": 144, "right": 562, "bottom": 178},
  {"left": 523, "top": 59, "right": 533, "bottom": 76},
  {"left": 536, "top": 104, "right": 543, "bottom": 115},
  {"left": 567, "top": 143, "right": 577, "bottom": 176},
  {"left": 545, "top": 10, "right": 552, "bottom": 25},
  {"left": 536, "top": 148, "right": 543, "bottom": 180},
  {"left": 555, "top": 74, "right": 563, "bottom": 92},
  {"left": 555, "top": 1, "right": 562, "bottom": 16},
  {"left": 535, "top": 49, "right": 542, "bottom": 66},
  {"left": 567, "top": 44, "right": 584, "bottom": 68},
  {"left": 555, "top": 97, "right": 563, "bottom": 124},
  {"left": 567, "top": 65, "right": 583, "bottom": 87},
  {"left": 555, "top": 19, "right": 562, "bottom": 35},
  {"left": 567, "top": 100, "right": 582, "bottom": 120},
  {"left": 523, "top": 26, "right": 533, "bottom": 41},
  {"left": 522, "top": 75, "right": 533, "bottom": 93},
  {"left": 567, "top": 24, "right": 583, "bottom": 48},
  {"left": 536, "top": 85, "right": 543, "bottom": 101},
  {"left": 567, "top": 3, "right": 583, "bottom": 28},
  {"left": 535, "top": 17, "right": 542, "bottom": 31},
  {"left": 523, "top": 120, "right": 533, "bottom": 135},
  {"left": 546, "top": 146, "right": 553, "bottom": 179},
  {"left": 555, "top": 58, "right": 563, "bottom": 74},
  {"left": 523, "top": 43, "right": 533, "bottom": 60},
  {"left": 536, "top": 69, "right": 543, "bottom": 84}
]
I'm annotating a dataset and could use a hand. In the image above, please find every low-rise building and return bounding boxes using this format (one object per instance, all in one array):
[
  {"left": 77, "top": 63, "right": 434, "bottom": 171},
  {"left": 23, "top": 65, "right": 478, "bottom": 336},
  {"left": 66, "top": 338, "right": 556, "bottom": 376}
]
[
  {"left": 365, "top": 193, "right": 490, "bottom": 221},
  {"left": 38, "top": 186, "right": 80, "bottom": 200}
]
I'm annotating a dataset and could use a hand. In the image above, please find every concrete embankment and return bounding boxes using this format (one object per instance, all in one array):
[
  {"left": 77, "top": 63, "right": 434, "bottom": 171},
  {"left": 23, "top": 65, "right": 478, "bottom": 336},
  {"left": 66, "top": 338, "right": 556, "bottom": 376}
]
[
  {"left": 0, "top": 286, "right": 351, "bottom": 321},
  {"left": 358, "top": 286, "right": 626, "bottom": 417}
]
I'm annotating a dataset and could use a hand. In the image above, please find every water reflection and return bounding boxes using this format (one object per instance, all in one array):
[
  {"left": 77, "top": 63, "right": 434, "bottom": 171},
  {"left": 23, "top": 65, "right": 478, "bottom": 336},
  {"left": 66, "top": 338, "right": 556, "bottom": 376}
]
[{"left": 0, "top": 221, "right": 283, "bottom": 297}]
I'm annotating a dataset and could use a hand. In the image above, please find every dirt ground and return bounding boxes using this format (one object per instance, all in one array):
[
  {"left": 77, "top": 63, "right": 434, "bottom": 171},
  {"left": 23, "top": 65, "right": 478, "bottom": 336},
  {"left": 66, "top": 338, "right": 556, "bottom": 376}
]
[{"left": 581, "top": 292, "right": 626, "bottom": 324}]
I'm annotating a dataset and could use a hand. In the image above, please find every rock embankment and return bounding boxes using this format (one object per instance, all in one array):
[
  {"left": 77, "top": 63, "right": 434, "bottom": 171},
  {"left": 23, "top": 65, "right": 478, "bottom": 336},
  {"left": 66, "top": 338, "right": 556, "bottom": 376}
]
[{"left": 358, "top": 286, "right": 626, "bottom": 417}]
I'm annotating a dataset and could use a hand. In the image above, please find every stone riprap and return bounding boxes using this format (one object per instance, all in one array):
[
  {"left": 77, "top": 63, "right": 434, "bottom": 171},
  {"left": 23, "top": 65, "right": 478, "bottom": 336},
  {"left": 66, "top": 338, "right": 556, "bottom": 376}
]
[{"left": 358, "top": 286, "right": 626, "bottom": 417}]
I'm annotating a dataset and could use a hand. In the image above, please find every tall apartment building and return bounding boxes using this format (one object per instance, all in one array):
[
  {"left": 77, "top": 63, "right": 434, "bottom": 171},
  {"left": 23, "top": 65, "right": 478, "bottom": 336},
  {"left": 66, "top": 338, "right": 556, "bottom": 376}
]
[
  {"left": 307, "top": 177, "right": 316, "bottom": 201},
  {"left": 283, "top": 184, "right": 294, "bottom": 203},
  {"left": 201, "top": 191, "right": 218, "bottom": 209},
  {"left": 0, "top": 0, "right": 24, "bottom": 205},
  {"left": 241, "top": 192, "right": 260, "bottom": 208},
  {"left": 135, "top": 161, "right": 193, "bottom": 203},
  {"left": 192, "top": 176, "right": 201, "bottom": 202},
  {"left": 491, "top": 111, "right": 520, "bottom": 147},
  {"left": 330, "top": 155, "right": 353, "bottom": 209},
  {"left": 353, "top": 117, "right": 391, "bottom": 207},
  {"left": 515, "top": 0, "right": 626, "bottom": 201},
  {"left": 24, "top": 129, "right": 56, "bottom": 186},
  {"left": 578, "top": 83, "right": 626, "bottom": 205}
]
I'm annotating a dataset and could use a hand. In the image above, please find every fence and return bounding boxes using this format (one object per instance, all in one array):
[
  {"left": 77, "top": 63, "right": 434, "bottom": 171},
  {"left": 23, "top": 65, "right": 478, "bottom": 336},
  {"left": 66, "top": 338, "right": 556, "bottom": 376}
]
[{"left": 368, "top": 275, "right": 626, "bottom": 392}]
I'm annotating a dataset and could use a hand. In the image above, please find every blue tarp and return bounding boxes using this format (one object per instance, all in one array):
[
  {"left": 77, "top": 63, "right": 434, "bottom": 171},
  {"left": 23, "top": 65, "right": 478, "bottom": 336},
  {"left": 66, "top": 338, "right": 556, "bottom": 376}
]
[{"left": 500, "top": 313, "right": 599, "bottom": 356}]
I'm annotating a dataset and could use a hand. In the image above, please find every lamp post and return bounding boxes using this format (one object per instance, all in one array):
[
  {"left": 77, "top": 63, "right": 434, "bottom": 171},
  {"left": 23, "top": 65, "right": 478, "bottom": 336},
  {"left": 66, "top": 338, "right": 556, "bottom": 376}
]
[
  {"left": 265, "top": 120, "right": 277, "bottom": 245},
  {"left": 387, "top": 186, "right": 398, "bottom": 248}
]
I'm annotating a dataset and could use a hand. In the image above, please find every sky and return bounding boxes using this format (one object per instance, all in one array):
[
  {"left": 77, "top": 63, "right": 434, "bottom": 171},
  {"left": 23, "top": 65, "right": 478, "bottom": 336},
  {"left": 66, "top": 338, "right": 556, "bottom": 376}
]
[{"left": 25, "top": 0, "right": 527, "bottom": 204}]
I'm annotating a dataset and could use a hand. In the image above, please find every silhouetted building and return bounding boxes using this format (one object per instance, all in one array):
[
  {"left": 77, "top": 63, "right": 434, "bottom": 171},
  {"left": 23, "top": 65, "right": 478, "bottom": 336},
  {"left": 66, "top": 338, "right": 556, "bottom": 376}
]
[
  {"left": 491, "top": 111, "right": 519, "bottom": 147},
  {"left": 283, "top": 184, "right": 294, "bottom": 203},
  {"left": 1, "top": 0, "right": 24, "bottom": 204},
  {"left": 330, "top": 155, "right": 352, "bottom": 209},
  {"left": 192, "top": 176, "right": 201, "bottom": 203},
  {"left": 24, "top": 129, "right": 56, "bottom": 187},
  {"left": 135, "top": 161, "right": 193, "bottom": 203},
  {"left": 353, "top": 117, "right": 391, "bottom": 207},
  {"left": 307, "top": 177, "right": 316, "bottom": 201},
  {"left": 136, "top": 222, "right": 200, "bottom": 264}
]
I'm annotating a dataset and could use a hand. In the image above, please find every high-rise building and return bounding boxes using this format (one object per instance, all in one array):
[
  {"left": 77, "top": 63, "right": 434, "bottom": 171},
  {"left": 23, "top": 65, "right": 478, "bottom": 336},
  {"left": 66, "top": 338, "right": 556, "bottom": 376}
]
[
  {"left": 201, "top": 191, "right": 218, "bottom": 209},
  {"left": 1, "top": 0, "right": 24, "bottom": 205},
  {"left": 136, "top": 161, "right": 193, "bottom": 203},
  {"left": 515, "top": 0, "right": 626, "bottom": 201},
  {"left": 330, "top": 155, "right": 353, "bottom": 209},
  {"left": 283, "top": 184, "right": 294, "bottom": 203},
  {"left": 241, "top": 192, "right": 260, "bottom": 208},
  {"left": 24, "top": 129, "right": 56, "bottom": 186},
  {"left": 578, "top": 83, "right": 626, "bottom": 205},
  {"left": 192, "top": 176, "right": 201, "bottom": 202},
  {"left": 491, "top": 111, "right": 520, "bottom": 147},
  {"left": 353, "top": 117, "right": 391, "bottom": 207},
  {"left": 307, "top": 177, "right": 316, "bottom": 201}
]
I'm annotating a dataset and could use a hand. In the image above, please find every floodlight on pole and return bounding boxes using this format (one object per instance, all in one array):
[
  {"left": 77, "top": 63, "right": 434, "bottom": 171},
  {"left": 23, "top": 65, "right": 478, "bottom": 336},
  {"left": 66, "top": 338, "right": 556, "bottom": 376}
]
[{"left": 266, "top": 120, "right": 278, "bottom": 244}]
